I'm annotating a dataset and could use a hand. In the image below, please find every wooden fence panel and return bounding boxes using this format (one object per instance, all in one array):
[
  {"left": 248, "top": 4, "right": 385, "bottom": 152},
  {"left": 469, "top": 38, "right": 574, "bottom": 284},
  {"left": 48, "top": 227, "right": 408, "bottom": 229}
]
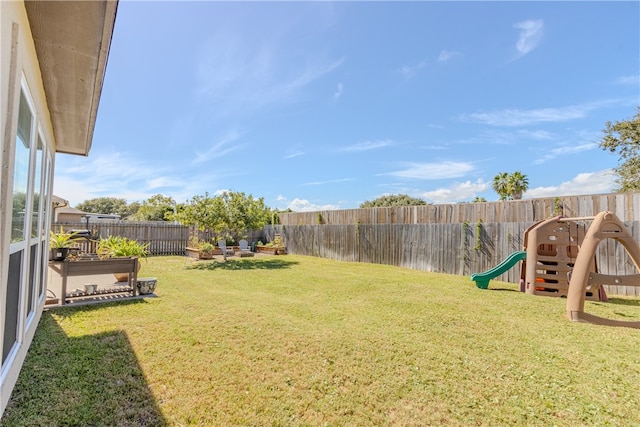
[
  {"left": 52, "top": 192, "right": 640, "bottom": 295},
  {"left": 279, "top": 193, "right": 640, "bottom": 226},
  {"left": 52, "top": 221, "right": 189, "bottom": 255},
  {"left": 280, "top": 219, "right": 640, "bottom": 296}
]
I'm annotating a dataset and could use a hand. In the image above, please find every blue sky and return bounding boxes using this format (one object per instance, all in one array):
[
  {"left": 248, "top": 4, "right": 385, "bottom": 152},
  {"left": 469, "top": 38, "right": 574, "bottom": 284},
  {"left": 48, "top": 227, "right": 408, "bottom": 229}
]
[{"left": 53, "top": 1, "right": 640, "bottom": 211}]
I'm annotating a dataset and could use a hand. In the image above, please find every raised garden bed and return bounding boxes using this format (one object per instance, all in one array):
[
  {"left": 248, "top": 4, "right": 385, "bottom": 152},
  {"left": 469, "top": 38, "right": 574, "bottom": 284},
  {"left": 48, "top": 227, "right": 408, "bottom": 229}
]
[
  {"left": 185, "top": 246, "right": 242, "bottom": 259},
  {"left": 255, "top": 245, "right": 287, "bottom": 255},
  {"left": 185, "top": 247, "right": 216, "bottom": 259},
  {"left": 49, "top": 257, "right": 139, "bottom": 305}
]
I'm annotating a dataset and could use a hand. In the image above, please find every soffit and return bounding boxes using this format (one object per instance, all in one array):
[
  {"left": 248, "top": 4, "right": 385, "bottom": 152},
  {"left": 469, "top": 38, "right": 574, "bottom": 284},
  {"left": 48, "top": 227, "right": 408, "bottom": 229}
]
[{"left": 24, "top": 0, "right": 118, "bottom": 156}]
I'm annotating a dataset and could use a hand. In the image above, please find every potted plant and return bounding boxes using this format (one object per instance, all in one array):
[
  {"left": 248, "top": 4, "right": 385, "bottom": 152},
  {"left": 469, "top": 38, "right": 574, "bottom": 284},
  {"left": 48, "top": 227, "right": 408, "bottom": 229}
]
[
  {"left": 49, "top": 227, "right": 81, "bottom": 261},
  {"left": 199, "top": 242, "right": 215, "bottom": 259},
  {"left": 97, "top": 236, "right": 149, "bottom": 282}
]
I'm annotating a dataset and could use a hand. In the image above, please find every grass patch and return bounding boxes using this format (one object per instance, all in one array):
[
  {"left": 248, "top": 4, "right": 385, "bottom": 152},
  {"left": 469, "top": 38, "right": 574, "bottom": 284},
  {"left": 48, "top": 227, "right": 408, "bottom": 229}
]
[{"left": 3, "top": 255, "right": 640, "bottom": 425}]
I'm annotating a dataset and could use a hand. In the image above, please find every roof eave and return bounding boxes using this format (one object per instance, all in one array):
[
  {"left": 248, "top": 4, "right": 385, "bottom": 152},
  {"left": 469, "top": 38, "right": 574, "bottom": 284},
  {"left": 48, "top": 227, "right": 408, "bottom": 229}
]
[{"left": 24, "top": 0, "right": 118, "bottom": 156}]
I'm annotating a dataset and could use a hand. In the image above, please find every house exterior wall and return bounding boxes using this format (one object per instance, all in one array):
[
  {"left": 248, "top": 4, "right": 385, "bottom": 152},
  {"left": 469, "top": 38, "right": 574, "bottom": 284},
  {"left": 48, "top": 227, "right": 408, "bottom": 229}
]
[
  {"left": 0, "top": 1, "right": 57, "bottom": 416},
  {"left": 56, "top": 211, "right": 87, "bottom": 223}
]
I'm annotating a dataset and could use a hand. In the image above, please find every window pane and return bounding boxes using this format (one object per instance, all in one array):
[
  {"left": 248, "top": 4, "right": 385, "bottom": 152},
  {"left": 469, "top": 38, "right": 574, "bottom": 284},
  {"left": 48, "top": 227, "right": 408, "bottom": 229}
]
[
  {"left": 17, "top": 92, "right": 32, "bottom": 147},
  {"left": 3, "top": 251, "right": 22, "bottom": 363},
  {"left": 11, "top": 92, "right": 32, "bottom": 242},
  {"left": 39, "top": 154, "right": 53, "bottom": 299},
  {"left": 31, "top": 135, "right": 43, "bottom": 238}
]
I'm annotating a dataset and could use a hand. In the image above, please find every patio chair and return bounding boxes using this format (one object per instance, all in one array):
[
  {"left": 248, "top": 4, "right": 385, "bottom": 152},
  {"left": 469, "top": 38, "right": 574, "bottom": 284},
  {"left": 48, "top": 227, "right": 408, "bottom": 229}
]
[
  {"left": 238, "top": 239, "right": 254, "bottom": 257},
  {"left": 217, "top": 240, "right": 234, "bottom": 260}
]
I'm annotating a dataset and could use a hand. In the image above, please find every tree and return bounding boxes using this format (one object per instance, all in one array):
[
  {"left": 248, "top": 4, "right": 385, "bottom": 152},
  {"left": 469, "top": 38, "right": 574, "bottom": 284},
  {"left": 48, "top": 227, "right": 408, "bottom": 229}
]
[
  {"left": 220, "top": 191, "right": 272, "bottom": 240},
  {"left": 177, "top": 191, "right": 272, "bottom": 242},
  {"left": 508, "top": 171, "right": 529, "bottom": 200},
  {"left": 599, "top": 107, "right": 640, "bottom": 192},
  {"left": 360, "top": 194, "right": 427, "bottom": 208},
  {"left": 472, "top": 197, "right": 487, "bottom": 203},
  {"left": 492, "top": 172, "right": 510, "bottom": 200},
  {"left": 75, "top": 197, "right": 130, "bottom": 217},
  {"left": 122, "top": 201, "right": 141, "bottom": 220},
  {"left": 130, "top": 194, "right": 176, "bottom": 221},
  {"left": 492, "top": 171, "right": 529, "bottom": 200}
]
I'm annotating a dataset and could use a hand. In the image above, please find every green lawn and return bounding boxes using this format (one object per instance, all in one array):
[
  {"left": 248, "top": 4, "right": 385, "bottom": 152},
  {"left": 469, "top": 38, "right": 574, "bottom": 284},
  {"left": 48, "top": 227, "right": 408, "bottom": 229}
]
[{"left": 3, "top": 255, "right": 640, "bottom": 426}]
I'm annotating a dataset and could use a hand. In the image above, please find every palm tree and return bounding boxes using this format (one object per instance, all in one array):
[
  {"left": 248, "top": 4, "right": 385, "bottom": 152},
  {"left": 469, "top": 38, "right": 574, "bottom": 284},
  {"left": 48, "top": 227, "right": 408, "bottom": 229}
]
[
  {"left": 492, "top": 172, "right": 510, "bottom": 200},
  {"left": 508, "top": 171, "right": 529, "bottom": 200}
]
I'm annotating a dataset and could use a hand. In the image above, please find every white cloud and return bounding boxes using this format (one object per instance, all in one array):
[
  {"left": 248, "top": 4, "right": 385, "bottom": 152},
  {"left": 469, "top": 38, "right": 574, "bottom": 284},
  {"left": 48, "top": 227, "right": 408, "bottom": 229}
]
[
  {"left": 514, "top": 19, "right": 543, "bottom": 56},
  {"left": 53, "top": 148, "right": 231, "bottom": 207},
  {"left": 53, "top": 151, "right": 161, "bottom": 206},
  {"left": 303, "top": 178, "right": 354, "bottom": 186},
  {"left": 193, "top": 131, "right": 242, "bottom": 164},
  {"left": 54, "top": 170, "right": 174, "bottom": 208},
  {"left": 196, "top": 30, "right": 345, "bottom": 119},
  {"left": 398, "top": 60, "right": 426, "bottom": 79},
  {"left": 59, "top": 151, "right": 138, "bottom": 179},
  {"left": 517, "top": 129, "right": 555, "bottom": 140},
  {"left": 341, "top": 139, "right": 395, "bottom": 152},
  {"left": 285, "top": 57, "right": 346, "bottom": 93},
  {"left": 286, "top": 198, "right": 341, "bottom": 212},
  {"left": 459, "top": 99, "right": 633, "bottom": 126},
  {"left": 333, "top": 82, "right": 344, "bottom": 100},
  {"left": 460, "top": 104, "right": 592, "bottom": 127},
  {"left": 418, "top": 179, "right": 489, "bottom": 204},
  {"left": 284, "top": 151, "right": 304, "bottom": 159},
  {"left": 421, "top": 145, "right": 448, "bottom": 150},
  {"left": 524, "top": 170, "right": 616, "bottom": 199},
  {"left": 383, "top": 161, "right": 474, "bottom": 180},
  {"left": 146, "top": 177, "right": 177, "bottom": 189},
  {"left": 451, "top": 130, "right": 517, "bottom": 146},
  {"left": 54, "top": 174, "right": 109, "bottom": 208},
  {"left": 614, "top": 74, "right": 639, "bottom": 85},
  {"left": 534, "top": 142, "right": 598, "bottom": 164},
  {"left": 438, "top": 50, "right": 460, "bottom": 62}
]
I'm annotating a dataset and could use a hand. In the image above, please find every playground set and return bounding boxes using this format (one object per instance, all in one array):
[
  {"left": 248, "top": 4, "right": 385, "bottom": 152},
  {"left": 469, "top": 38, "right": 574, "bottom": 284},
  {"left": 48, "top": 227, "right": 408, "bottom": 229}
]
[{"left": 471, "top": 211, "right": 640, "bottom": 328}]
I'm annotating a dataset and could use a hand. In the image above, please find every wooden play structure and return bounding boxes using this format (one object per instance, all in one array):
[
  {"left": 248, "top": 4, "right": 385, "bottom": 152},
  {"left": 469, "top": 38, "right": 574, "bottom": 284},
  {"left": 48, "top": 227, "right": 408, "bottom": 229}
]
[
  {"left": 472, "top": 214, "right": 600, "bottom": 298},
  {"left": 472, "top": 210, "right": 640, "bottom": 327},
  {"left": 522, "top": 215, "right": 603, "bottom": 301},
  {"left": 566, "top": 211, "right": 640, "bottom": 327}
]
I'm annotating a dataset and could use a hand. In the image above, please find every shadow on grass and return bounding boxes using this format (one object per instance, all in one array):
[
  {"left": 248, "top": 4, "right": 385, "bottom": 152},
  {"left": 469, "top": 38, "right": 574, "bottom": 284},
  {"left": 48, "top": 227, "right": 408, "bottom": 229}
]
[
  {"left": 489, "top": 287, "right": 519, "bottom": 292},
  {"left": 604, "top": 297, "right": 640, "bottom": 307},
  {"left": 1, "top": 308, "right": 168, "bottom": 427},
  {"left": 186, "top": 258, "right": 299, "bottom": 271},
  {"left": 49, "top": 298, "right": 149, "bottom": 321}
]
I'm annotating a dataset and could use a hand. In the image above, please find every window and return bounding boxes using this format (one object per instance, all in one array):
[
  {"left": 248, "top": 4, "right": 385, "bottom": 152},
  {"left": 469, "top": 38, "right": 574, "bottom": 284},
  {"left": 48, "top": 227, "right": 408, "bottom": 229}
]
[{"left": 2, "top": 80, "right": 53, "bottom": 363}]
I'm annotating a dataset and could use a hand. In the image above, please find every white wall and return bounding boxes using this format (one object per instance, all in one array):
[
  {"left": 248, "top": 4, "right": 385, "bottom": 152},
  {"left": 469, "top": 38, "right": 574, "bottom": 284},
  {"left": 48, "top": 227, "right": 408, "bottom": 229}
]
[{"left": 0, "top": 1, "right": 57, "bottom": 416}]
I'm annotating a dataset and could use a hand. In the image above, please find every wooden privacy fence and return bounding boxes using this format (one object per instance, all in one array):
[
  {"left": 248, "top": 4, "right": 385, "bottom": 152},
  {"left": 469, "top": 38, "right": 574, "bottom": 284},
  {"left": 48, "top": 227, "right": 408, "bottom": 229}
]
[
  {"left": 51, "top": 193, "right": 640, "bottom": 295},
  {"left": 277, "top": 192, "right": 640, "bottom": 296},
  {"left": 51, "top": 221, "right": 189, "bottom": 255},
  {"left": 51, "top": 222, "right": 268, "bottom": 256},
  {"left": 280, "top": 193, "right": 640, "bottom": 225},
  {"left": 194, "top": 228, "right": 264, "bottom": 246}
]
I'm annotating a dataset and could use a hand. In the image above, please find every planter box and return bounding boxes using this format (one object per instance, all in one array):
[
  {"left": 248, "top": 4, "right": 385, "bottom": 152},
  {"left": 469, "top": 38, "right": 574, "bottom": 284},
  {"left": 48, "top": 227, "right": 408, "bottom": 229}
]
[
  {"left": 185, "top": 247, "right": 215, "bottom": 259},
  {"left": 255, "top": 245, "right": 287, "bottom": 255},
  {"left": 49, "top": 257, "right": 139, "bottom": 305},
  {"left": 185, "top": 246, "right": 242, "bottom": 259}
]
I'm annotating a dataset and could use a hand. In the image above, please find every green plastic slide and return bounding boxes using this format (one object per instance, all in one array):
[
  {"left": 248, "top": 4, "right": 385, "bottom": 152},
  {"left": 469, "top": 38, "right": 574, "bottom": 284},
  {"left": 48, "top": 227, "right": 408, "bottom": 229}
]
[{"left": 471, "top": 250, "right": 527, "bottom": 289}]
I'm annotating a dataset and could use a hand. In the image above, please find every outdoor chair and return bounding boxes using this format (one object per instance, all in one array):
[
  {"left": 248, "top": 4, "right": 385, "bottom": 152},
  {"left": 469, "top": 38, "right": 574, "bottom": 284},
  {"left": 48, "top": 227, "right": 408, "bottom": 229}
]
[
  {"left": 238, "top": 239, "right": 254, "bottom": 257},
  {"left": 217, "top": 240, "right": 234, "bottom": 260}
]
